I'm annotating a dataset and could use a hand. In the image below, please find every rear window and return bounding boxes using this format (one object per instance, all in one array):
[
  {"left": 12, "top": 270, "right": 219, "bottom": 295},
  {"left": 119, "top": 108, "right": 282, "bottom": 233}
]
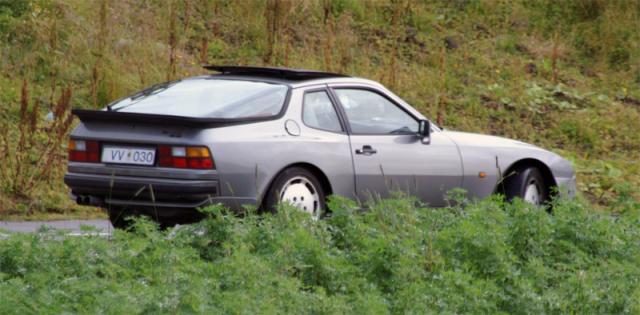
[{"left": 109, "top": 78, "right": 289, "bottom": 119}]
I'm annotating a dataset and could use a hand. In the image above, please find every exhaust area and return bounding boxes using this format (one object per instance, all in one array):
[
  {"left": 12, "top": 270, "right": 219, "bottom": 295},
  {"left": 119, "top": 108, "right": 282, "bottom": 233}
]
[{"left": 75, "top": 194, "right": 104, "bottom": 207}]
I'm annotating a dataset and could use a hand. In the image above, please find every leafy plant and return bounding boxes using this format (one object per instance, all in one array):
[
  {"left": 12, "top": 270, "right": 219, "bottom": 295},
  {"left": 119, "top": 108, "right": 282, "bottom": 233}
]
[{"left": 2, "top": 196, "right": 640, "bottom": 313}]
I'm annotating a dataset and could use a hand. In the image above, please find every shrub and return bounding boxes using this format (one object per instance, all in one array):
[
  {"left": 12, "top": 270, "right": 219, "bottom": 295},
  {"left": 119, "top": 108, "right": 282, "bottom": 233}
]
[{"left": 1, "top": 195, "right": 640, "bottom": 313}]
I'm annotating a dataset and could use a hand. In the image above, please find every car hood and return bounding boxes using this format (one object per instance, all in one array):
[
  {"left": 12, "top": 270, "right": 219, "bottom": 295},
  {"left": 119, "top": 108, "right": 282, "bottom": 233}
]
[{"left": 441, "top": 131, "right": 543, "bottom": 151}]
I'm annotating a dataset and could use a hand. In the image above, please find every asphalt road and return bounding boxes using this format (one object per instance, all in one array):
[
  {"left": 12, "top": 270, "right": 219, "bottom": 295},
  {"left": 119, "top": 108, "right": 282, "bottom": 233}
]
[{"left": 0, "top": 220, "right": 113, "bottom": 236}]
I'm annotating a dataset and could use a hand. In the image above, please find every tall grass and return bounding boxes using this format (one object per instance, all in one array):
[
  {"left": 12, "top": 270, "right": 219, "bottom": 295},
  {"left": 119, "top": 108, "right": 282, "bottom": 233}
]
[
  {"left": 0, "top": 0, "right": 638, "bottom": 212},
  {"left": 1, "top": 196, "right": 640, "bottom": 313},
  {"left": 0, "top": 80, "right": 74, "bottom": 212}
]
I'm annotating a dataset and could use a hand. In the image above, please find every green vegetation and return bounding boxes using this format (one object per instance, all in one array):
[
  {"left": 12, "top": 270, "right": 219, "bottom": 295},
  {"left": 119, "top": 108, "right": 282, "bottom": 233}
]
[
  {"left": 0, "top": 0, "right": 638, "bottom": 215},
  {"left": 1, "top": 2, "right": 639, "bottom": 312},
  {"left": 2, "top": 196, "right": 640, "bottom": 313}
]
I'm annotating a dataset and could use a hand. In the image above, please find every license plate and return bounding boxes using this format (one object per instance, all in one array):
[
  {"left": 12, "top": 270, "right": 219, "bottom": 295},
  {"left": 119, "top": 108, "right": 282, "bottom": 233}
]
[{"left": 101, "top": 145, "right": 156, "bottom": 166}]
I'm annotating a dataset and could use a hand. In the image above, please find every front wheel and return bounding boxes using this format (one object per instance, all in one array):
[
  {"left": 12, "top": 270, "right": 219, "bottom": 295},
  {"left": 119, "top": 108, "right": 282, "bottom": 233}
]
[
  {"left": 503, "top": 166, "right": 549, "bottom": 206},
  {"left": 263, "top": 167, "right": 326, "bottom": 220}
]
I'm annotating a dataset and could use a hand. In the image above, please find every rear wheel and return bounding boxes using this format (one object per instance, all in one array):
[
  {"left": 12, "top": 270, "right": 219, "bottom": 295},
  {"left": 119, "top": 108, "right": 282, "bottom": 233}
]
[
  {"left": 107, "top": 207, "right": 134, "bottom": 230},
  {"left": 264, "top": 167, "right": 326, "bottom": 220},
  {"left": 107, "top": 207, "right": 201, "bottom": 230},
  {"left": 503, "top": 166, "right": 548, "bottom": 206}
]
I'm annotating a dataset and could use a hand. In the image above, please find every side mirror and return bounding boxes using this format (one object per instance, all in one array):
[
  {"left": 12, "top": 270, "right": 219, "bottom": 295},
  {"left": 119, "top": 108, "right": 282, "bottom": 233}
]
[{"left": 418, "top": 120, "right": 431, "bottom": 144}]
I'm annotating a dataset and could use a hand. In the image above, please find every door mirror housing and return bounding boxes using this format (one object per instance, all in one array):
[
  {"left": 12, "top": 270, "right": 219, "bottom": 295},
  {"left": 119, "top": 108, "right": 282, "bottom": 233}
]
[{"left": 418, "top": 119, "right": 431, "bottom": 144}]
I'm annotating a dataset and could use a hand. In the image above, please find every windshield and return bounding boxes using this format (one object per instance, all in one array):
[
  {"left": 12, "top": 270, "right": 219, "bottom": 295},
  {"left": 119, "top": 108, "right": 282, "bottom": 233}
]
[{"left": 109, "top": 78, "right": 289, "bottom": 119}]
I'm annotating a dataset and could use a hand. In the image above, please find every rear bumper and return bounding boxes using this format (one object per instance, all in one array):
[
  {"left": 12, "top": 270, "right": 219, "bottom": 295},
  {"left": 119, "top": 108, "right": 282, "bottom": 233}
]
[
  {"left": 65, "top": 172, "right": 218, "bottom": 195},
  {"left": 65, "top": 172, "right": 218, "bottom": 207},
  {"left": 64, "top": 172, "right": 257, "bottom": 212}
]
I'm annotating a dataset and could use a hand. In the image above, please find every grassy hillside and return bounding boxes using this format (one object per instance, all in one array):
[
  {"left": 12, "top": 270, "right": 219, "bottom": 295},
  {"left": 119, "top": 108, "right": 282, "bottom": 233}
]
[
  {"left": 0, "top": 0, "right": 639, "bottom": 215},
  {"left": 2, "top": 197, "right": 640, "bottom": 313}
]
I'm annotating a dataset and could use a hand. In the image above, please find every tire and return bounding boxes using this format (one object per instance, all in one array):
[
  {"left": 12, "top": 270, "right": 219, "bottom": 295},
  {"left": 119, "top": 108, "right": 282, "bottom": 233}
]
[
  {"left": 107, "top": 206, "right": 135, "bottom": 230},
  {"left": 503, "top": 166, "right": 548, "bottom": 206},
  {"left": 108, "top": 206, "right": 203, "bottom": 230},
  {"left": 263, "top": 167, "right": 326, "bottom": 219}
]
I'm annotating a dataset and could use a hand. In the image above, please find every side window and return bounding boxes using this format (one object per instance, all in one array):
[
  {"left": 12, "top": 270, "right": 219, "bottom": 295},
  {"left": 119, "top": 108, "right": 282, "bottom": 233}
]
[
  {"left": 334, "top": 89, "right": 418, "bottom": 134},
  {"left": 302, "top": 91, "right": 343, "bottom": 132}
]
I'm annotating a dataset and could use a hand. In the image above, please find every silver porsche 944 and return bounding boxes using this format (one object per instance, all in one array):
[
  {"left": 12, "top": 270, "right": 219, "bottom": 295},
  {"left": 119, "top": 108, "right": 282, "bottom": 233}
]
[{"left": 65, "top": 66, "right": 576, "bottom": 227}]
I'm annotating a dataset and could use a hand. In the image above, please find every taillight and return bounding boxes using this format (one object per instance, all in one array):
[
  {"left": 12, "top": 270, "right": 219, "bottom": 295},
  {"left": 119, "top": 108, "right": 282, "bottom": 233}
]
[
  {"left": 69, "top": 140, "right": 100, "bottom": 163},
  {"left": 158, "top": 145, "right": 214, "bottom": 169}
]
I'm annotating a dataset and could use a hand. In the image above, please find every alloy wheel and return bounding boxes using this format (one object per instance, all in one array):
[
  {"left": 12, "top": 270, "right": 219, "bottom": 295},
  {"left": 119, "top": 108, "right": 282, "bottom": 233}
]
[
  {"left": 279, "top": 176, "right": 321, "bottom": 220},
  {"left": 523, "top": 182, "right": 541, "bottom": 206}
]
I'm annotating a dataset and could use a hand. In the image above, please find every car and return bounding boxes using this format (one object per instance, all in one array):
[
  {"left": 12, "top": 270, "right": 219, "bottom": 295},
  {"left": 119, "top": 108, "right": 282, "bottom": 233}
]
[{"left": 64, "top": 65, "right": 576, "bottom": 228}]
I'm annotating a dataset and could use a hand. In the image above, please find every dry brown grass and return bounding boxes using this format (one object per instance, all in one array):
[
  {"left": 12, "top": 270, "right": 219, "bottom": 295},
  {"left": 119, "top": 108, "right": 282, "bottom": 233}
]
[{"left": 0, "top": 81, "right": 74, "bottom": 213}]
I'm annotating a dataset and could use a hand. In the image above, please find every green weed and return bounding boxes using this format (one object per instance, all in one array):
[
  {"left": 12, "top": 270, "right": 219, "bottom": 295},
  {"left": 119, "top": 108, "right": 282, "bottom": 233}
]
[{"left": 2, "top": 196, "right": 640, "bottom": 313}]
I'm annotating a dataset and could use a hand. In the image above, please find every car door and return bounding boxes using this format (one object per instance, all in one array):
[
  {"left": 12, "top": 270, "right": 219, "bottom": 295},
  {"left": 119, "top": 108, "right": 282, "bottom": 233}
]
[{"left": 330, "top": 87, "right": 463, "bottom": 207}]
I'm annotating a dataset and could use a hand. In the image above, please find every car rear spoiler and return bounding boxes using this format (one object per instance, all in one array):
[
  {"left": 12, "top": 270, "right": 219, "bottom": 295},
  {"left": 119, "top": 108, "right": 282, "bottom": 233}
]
[{"left": 72, "top": 109, "right": 274, "bottom": 128}]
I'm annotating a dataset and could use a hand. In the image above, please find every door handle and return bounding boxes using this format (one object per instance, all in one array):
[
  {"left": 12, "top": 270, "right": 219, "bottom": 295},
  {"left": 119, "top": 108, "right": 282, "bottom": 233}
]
[{"left": 355, "top": 145, "right": 377, "bottom": 156}]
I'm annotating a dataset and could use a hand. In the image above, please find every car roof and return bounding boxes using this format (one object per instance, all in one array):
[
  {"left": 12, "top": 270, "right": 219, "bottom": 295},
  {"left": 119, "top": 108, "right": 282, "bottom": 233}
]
[{"left": 201, "top": 65, "right": 383, "bottom": 89}]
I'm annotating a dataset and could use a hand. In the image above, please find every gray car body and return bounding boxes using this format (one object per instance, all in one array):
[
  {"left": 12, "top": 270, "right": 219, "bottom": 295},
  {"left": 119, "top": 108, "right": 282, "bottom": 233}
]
[{"left": 65, "top": 75, "right": 577, "bottom": 213}]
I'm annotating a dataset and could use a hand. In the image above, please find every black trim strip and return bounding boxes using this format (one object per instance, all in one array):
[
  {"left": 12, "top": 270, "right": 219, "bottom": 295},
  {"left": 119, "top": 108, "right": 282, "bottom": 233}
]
[{"left": 326, "top": 87, "right": 353, "bottom": 135}]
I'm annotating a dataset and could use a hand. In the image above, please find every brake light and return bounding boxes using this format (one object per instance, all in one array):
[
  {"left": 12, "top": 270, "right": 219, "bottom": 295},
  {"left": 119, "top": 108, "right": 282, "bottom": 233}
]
[
  {"left": 158, "top": 145, "right": 214, "bottom": 169},
  {"left": 68, "top": 140, "right": 100, "bottom": 163}
]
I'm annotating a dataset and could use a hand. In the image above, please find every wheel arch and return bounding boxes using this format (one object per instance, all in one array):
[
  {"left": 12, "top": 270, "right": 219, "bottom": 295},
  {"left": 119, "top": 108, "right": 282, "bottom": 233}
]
[
  {"left": 258, "top": 162, "right": 333, "bottom": 208},
  {"left": 495, "top": 158, "right": 558, "bottom": 197}
]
